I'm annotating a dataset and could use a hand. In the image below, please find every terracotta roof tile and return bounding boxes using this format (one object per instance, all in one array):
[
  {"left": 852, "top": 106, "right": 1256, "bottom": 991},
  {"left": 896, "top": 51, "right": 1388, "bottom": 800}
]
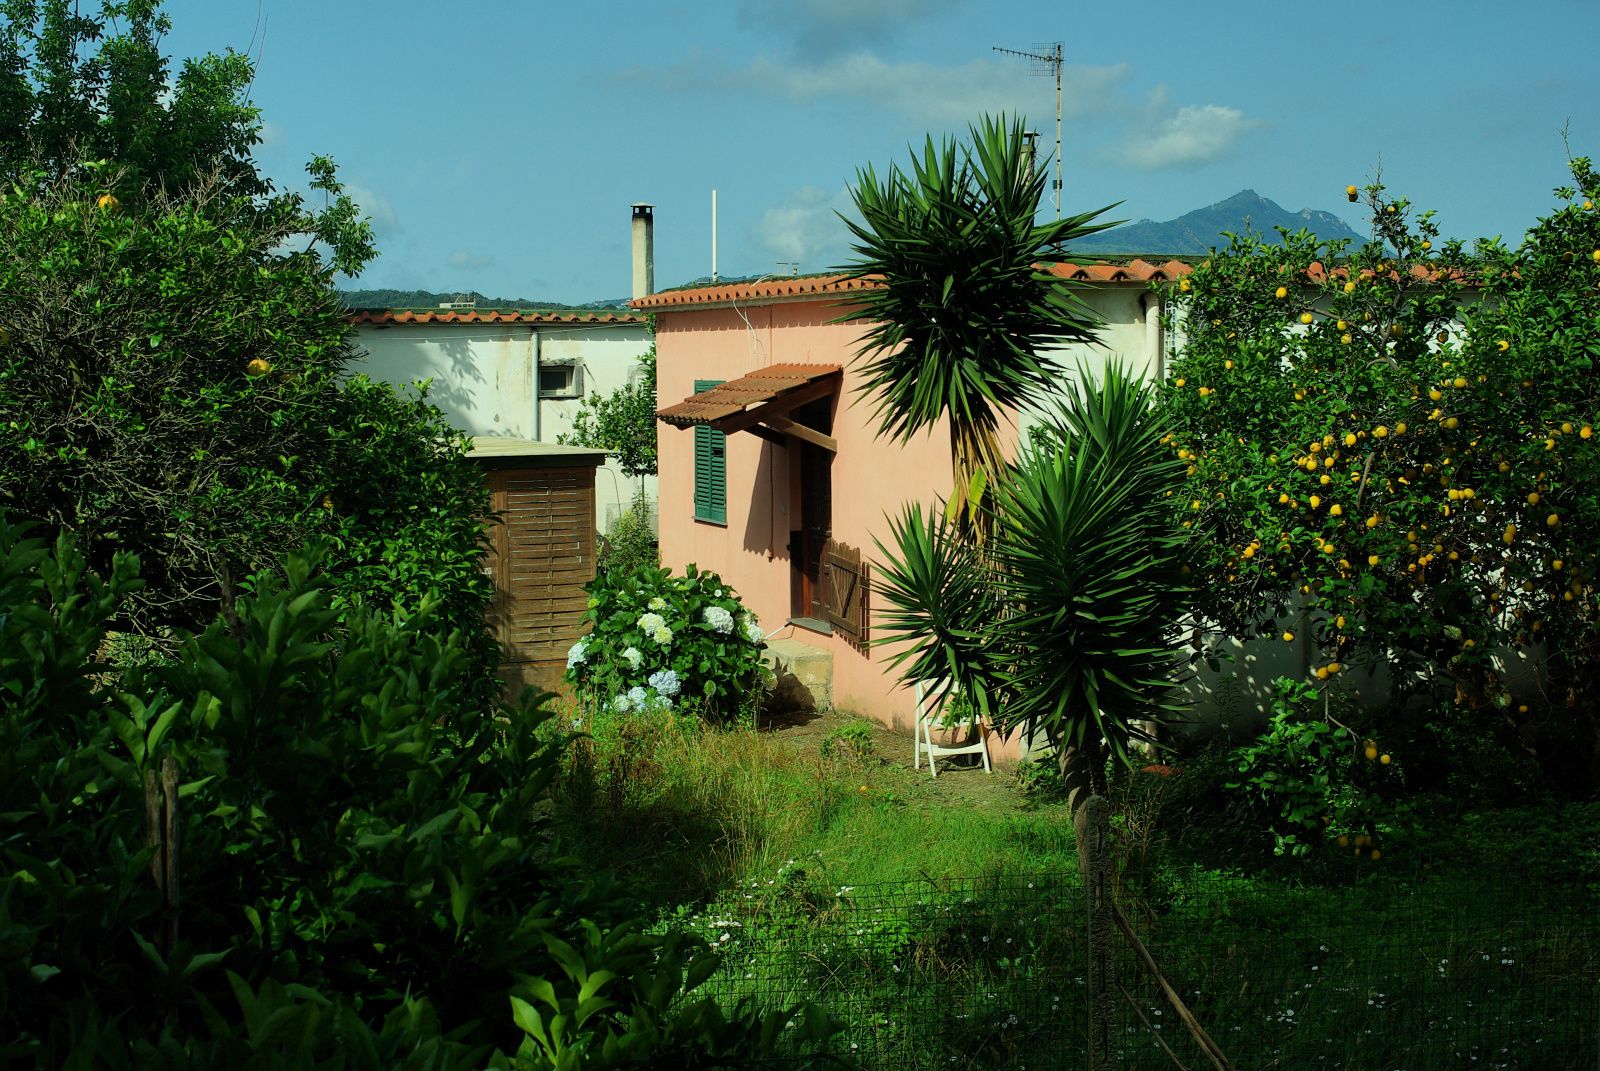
[
  {"left": 345, "top": 309, "right": 645, "bottom": 326},
  {"left": 633, "top": 259, "right": 1199, "bottom": 311},
  {"left": 658, "top": 363, "right": 842, "bottom": 427},
  {"left": 632, "top": 274, "right": 880, "bottom": 310}
]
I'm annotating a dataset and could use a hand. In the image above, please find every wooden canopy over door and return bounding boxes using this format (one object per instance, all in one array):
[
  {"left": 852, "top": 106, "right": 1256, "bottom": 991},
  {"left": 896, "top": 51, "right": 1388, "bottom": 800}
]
[{"left": 469, "top": 439, "right": 606, "bottom": 695}]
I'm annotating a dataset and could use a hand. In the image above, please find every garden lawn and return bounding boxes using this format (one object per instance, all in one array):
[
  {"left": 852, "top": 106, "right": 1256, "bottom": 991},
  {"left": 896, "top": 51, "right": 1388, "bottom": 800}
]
[{"left": 547, "top": 701, "right": 1599, "bottom": 1069}]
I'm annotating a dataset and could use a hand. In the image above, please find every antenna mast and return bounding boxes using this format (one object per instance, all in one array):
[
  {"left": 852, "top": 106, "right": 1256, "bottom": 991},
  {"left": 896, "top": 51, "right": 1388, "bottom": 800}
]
[{"left": 992, "top": 41, "right": 1063, "bottom": 219}]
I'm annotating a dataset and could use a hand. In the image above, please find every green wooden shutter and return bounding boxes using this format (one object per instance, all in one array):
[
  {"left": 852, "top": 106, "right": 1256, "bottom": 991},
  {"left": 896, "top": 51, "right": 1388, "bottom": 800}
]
[{"left": 693, "top": 380, "right": 726, "bottom": 524}]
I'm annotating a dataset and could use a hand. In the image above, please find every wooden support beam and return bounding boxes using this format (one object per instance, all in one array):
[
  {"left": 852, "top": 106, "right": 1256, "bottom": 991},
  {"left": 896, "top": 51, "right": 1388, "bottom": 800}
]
[
  {"left": 747, "top": 424, "right": 785, "bottom": 446},
  {"left": 765, "top": 416, "right": 837, "bottom": 453},
  {"left": 715, "top": 373, "right": 841, "bottom": 436}
]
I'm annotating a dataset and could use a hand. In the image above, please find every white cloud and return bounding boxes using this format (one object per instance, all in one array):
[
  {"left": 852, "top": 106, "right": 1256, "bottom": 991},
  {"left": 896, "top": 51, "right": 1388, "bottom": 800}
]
[
  {"left": 1112, "top": 103, "right": 1264, "bottom": 171},
  {"left": 755, "top": 185, "right": 855, "bottom": 268},
  {"left": 447, "top": 249, "right": 494, "bottom": 270},
  {"left": 623, "top": 51, "right": 1127, "bottom": 127},
  {"left": 344, "top": 182, "right": 400, "bottom": 238}
]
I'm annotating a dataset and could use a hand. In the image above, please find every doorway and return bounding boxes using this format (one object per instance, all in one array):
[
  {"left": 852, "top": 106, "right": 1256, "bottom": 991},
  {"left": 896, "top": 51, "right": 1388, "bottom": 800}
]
[{"left": 789, "top": 397, "right": 834, "bottom": 629}]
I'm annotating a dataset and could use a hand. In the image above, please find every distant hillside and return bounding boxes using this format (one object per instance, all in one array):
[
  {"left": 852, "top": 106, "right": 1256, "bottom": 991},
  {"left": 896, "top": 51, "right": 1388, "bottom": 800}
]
[
  {"left": 339, "top": 288, "right": 630, "bottom": 311},
  {"left": 1070, "top": 190, "right": 1365, "bottom": 256}
]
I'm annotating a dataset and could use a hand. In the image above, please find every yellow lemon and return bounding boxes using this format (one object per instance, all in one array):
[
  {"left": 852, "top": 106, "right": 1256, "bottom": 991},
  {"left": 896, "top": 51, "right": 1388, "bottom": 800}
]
[
  {"left": 1179, "top": 278, "right": 1191, "bottom": 291},
  {"left": 246, "top": 358, "right": 272, "bottom": 377},
  {"left": 96, "top": 192, "right": 119, "bottom": 211},
  {"left": 1282, "top": 630, "right": 1295, "bottom": 642},
  {"left": 1300, "top": 312, "right": 1314, "bottom": 325},
  {"left": 1329, "top": 503, "right": 1343, "bottom": 517},
  {"left": 1275, "top": 286, "right": 1288, "bottom": 299},
  {"left": 1547, "top": 513, "right": 1561, "bottom": 527},
  {"left": 1528, "top": 491, "right": 1541, "bottom": 505},
  {"left": 1373, "top": 425, "right": 1389, "bottom": 439}
]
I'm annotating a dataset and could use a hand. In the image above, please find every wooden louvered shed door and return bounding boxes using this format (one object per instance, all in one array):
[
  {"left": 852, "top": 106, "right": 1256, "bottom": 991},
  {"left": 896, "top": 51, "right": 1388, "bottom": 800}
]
[{"left": 483, "top": 465, "right": 596, "bottom": 664}]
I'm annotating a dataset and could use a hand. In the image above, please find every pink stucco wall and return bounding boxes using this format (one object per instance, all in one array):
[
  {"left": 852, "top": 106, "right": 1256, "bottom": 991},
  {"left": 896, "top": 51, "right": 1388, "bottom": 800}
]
[{"left": 655, "top": 297, "right": 965, "bottom": 736}]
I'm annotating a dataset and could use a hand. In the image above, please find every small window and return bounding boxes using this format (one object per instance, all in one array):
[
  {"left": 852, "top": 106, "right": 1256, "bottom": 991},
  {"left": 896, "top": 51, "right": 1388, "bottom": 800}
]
[
  {"left": 539, "top": 363, "right": 583, "bottom": 399},
  {"left": 693, "top": 379, "right": 726, "bottom": 525}
]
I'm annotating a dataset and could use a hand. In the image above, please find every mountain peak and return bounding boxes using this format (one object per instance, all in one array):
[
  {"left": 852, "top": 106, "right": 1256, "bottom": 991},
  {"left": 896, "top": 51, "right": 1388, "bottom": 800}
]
[{"left": 1070, "top": 189, "right": 1363, "bottom": 257}]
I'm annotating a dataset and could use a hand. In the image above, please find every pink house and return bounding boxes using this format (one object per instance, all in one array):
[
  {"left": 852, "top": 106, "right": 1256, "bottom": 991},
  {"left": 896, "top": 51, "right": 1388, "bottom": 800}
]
[{"left": 637, "top": 261, "right": 1191, "bottom": 744}]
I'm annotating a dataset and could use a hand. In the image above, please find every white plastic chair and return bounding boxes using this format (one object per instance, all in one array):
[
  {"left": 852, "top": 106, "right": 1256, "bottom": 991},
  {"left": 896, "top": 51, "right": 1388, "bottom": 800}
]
[{"left": 913, "top": 681, "right": 992, "bottom": 777}]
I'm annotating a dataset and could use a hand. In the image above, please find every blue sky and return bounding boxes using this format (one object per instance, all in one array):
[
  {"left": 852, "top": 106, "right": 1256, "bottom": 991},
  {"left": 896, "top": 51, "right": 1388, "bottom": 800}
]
[{"left": 163, "top": 0, "right": 1600, "bottom": 305}]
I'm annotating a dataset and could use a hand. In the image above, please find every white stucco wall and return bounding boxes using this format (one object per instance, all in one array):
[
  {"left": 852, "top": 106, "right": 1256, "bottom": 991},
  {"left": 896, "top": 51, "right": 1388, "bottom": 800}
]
[{"left": 349, "top": 320, "right": 657, "bottom": 532}]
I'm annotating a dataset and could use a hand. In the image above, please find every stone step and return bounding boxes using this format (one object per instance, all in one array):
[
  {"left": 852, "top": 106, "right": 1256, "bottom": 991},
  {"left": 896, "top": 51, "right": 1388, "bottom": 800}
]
[{"left": 762, "top": 637, "right": 833, "bottom": 715}]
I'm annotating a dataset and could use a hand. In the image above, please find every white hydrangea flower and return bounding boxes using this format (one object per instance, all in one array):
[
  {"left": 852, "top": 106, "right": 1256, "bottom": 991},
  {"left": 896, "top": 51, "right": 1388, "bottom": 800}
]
[
  {"left": 647, "top": 596, "right": 666, "bottom": 611},
  {"left": 742, "top": 615, "right": 765, "bottom": 644},
  {"left": 637, "top": 612, "right": 665, "bottom": 634},
  {"left": 703, "top": 606, "right": 735, "bottom": 634},
  {"left": 565, "top": 639, "right": 587, "bottom": 669},
  {"left": 622, "top": 646, "right": 643, "bottom": 670},
  {"left": 652, "top": 625, "right": 673, "bottom": 646}
]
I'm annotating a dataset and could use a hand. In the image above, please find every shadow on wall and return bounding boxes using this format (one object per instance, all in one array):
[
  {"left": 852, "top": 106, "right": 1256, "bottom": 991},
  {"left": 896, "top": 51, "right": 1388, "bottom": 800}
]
[
  {"left": 742, "top": 437, "right": 787, "bottom": 561},
  {"left": 432, "top": 331, "right": 488, "bottom": 418}
]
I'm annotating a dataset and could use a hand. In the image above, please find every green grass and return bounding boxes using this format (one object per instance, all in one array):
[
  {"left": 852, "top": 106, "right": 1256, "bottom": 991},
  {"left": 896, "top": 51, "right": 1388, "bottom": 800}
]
[{"left": 546, "top": 704, "right": 1600, "bottom": 1069}]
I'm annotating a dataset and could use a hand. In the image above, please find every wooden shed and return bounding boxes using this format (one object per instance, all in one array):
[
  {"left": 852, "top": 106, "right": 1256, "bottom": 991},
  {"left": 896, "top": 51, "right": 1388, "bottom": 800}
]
[{"left": 468, "top": 438, "right": 607, "bottom": 695}]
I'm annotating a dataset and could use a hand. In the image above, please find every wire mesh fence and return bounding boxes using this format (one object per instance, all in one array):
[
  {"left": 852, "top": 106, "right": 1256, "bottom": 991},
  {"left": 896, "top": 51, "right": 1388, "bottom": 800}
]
[{"left": 689, "top": 872, "right": 1599, "bottom": 1070}]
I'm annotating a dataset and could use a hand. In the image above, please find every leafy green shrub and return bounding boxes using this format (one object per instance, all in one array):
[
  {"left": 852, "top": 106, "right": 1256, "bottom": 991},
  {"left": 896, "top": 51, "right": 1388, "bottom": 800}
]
[
  {"left": 598, "top": 492, "right": 660, "bottom": 579},
  {"left": 0, "top": 518, "right": 839, "bottom": 1067},
  {"left": 1226, "top": 677, "right": 1397, "bottom": 858},
  {"left": 0, "top": 7, "right": 494, "bottom": 700},
  {"left": 567, "top": 565, "right": 768, "bottom": 723},
  {"left": 820, "top": 720, "right": 877, "bottom": 763}
]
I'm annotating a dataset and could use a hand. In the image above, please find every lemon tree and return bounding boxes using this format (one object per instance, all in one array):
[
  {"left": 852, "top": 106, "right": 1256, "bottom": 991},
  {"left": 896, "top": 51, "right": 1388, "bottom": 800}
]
[{"left": 1159, "top": 158, "right": 1600, "bottom": 792}]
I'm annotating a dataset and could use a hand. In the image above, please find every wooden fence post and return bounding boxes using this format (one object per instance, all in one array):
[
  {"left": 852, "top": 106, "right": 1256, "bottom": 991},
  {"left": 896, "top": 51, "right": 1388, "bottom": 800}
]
[{"left": 1085, "top": 794, "right": 1114, "bottom": 1071}]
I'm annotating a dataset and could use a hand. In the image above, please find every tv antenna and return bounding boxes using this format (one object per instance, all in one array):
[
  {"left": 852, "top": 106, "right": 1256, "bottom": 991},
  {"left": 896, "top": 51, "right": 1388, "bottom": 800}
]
[{"left": 992, "top": 41, "right": 1063, "bottom": 218}]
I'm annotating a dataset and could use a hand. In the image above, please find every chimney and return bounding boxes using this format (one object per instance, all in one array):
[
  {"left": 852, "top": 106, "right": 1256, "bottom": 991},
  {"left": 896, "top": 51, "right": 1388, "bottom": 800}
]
[{"left": 631, "top": 203, "right": 655, "bottom": 300}]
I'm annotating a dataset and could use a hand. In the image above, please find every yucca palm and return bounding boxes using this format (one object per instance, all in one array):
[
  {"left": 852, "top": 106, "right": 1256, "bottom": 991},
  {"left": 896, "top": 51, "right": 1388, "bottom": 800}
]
[
  {"left": 875, "top": 365, "right": 1192, "bottom": 828},
  {"left": 839, "top": 115, "right": 1114, "bottom": 536}
]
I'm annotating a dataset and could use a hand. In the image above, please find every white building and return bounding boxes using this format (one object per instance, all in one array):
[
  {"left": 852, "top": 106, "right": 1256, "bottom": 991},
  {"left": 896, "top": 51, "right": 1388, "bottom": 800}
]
[{"left": 347, "top": 308, "right": 656, "bottom": 532}]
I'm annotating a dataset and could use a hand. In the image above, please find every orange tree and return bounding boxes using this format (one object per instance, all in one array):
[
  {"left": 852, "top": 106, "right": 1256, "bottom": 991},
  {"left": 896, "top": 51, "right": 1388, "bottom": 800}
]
[{"left": 1157, "top": 158, "right": 1600, "bottom": 794}]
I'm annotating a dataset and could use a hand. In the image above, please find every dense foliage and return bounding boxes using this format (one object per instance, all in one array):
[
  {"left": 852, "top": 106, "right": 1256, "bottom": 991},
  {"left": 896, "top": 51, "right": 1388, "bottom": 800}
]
[
  {"left": 0, "top": 1, "right": 494, "bottom": 677},
  {"left": 557, "top": 347, "right": 658, "bottom": 478},
  {"left": 0, "top": 520, "right": 839, "bottom": 1067},
  {"left": 567, "top": 565, "right": 768, "bottom": 723},
  {"left": 1158, "top": 158, "right": 1600, "bottom": 793}
]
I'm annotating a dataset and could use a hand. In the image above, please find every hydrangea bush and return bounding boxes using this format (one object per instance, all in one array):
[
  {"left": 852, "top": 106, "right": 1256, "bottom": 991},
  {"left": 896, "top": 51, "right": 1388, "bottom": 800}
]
[{"left": 567, "top": 564, "right": 769, "bottom": 722}]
